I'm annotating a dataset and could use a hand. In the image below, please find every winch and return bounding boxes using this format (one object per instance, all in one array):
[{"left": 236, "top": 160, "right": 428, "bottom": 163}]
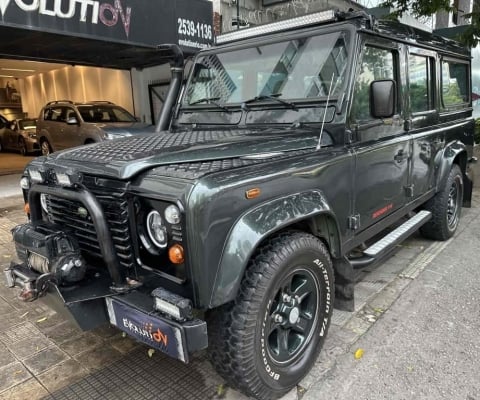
[{"left": 9, "top": 223, "right": 86, "bottom": 290}]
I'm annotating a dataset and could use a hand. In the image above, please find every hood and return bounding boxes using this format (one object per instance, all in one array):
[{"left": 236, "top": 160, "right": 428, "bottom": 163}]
[
  {"left": 41, "top": 128, "right": 323, "bottom": 180},
  {"left": 98, "top": 122, "right": 155, "bottom": 136}
]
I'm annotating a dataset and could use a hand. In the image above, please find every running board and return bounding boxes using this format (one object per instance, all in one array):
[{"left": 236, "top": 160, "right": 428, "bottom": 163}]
[{"left": 349, "top": 210, "right": 432, "bottom": 269}]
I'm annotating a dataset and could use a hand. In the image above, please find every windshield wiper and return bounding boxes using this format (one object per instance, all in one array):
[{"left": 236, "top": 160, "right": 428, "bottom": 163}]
[
  {"left": 242, "top": 93, "right": 297, "bottom": 110},
  {"left": 188, "top": 97, "right": 231, "bottom": 113}
]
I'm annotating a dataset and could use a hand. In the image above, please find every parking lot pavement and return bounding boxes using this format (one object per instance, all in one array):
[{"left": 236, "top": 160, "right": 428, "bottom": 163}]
[
  {"left": 0, "top": 154, "right": 35, "bottom": 176},
  {"left": 0, "top": 192, "right": 460, "bottom": 400}
]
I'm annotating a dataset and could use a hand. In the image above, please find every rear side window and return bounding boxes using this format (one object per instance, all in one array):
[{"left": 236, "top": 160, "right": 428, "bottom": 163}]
[
  {"left": 408, "top": 54, "right": 434, "bottom": 112},
  {"left": 441, "top": 60, "right": 469, "bottom": 107}
]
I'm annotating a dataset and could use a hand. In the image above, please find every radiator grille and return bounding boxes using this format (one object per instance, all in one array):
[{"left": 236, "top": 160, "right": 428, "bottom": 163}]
[{"left": 46, "top": 178, "right": 134, "bottom": 269}]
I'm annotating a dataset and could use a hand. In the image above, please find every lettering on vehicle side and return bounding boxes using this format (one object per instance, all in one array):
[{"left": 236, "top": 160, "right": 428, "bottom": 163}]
[
  {"left": 0, "top": 0, "right": 132, "bottom": 38},
  {"left": 372, "top": 203, "right": 393, "bottom": 219},
  {"left": 122, "top": 318, "right": 168, "bottom": 347},
  {"left": 313, "top": 258, "right": 332, "bottom": 337},
  {"left": 261, "top": 300, "right": 280, "bottom": 381}
]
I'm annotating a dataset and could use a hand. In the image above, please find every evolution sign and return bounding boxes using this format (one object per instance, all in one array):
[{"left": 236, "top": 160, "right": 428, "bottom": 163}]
[{"left": 0, "top": 0, "right": 213, "bottom": 49}]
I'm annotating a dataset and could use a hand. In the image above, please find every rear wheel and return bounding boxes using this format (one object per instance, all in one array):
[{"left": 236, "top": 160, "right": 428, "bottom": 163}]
[
  {"left": 40, "top": 139, "right": 52, "bottom": 156},
  {"left": 208, "top": 231, "right": 334, "bottom": 400},
  {"left": 18, "top": 137, "right": 27, "bottom": 156},
  {"left": 420, "top": 164, "right": 463, "bottom": 240}
]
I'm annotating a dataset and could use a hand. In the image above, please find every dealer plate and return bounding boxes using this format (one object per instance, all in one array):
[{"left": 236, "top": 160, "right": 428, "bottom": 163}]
[{"left": 105, "top": 298, "right": 187, "bottom": 362}]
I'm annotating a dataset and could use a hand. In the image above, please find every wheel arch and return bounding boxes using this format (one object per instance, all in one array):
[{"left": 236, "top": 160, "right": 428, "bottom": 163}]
[
  {"left": 209, "top": 190, "right": 341, "bottom": 308},
  {"left": 435, "top": 140, "right": 471, "bottom": 206}
]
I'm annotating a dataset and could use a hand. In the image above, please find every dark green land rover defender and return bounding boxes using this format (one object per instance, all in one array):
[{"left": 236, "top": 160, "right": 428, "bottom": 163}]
[{"left": 4, "top": 10, "right": 474, "bottom": 400}]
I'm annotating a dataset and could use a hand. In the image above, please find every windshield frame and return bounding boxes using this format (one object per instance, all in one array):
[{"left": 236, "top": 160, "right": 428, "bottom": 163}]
[{"left": 179, "top": 22, "right": 356, "bottom": 113}]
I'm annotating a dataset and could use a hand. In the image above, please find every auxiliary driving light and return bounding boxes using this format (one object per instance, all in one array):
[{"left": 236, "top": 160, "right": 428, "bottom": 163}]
[
  {"left": 55, "top": 172, "right": 72, "bottom": 186},
  {"left": 28, "top": 169, "right": 44, "bottom": 183},
  {"left": 152, "top": 287, "right": 192, "bottom": 321}
]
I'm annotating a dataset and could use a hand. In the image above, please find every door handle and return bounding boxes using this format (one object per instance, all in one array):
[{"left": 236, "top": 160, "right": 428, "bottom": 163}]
[{"left": 394, "top": 149, "right": 405, "bottom": 163}]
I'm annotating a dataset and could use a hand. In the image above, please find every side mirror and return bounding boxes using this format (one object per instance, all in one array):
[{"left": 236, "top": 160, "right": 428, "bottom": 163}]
[
  {"left": 370, "top": 79, "right": 396, "bottom": 118},
  {"left": 66, "top": 116, "right": 79, "bottom": 125}
]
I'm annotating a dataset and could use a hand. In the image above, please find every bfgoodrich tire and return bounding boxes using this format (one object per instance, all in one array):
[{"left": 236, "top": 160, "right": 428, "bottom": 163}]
[
  {"left": 420, "top": 164, "right": 463, "bottom": 241},
  {"left": 207, "top": 231, "right": 334, "bottom": 400}
]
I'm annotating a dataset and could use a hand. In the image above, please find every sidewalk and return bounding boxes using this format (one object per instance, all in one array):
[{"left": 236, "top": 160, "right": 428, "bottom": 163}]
[{"left": 303, "top": 191, "right": 480, "bottom": 400}]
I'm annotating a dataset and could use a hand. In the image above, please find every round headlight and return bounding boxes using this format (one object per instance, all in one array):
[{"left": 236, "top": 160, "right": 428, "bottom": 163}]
[
  {"left": 40, "top": 194, "right": 49, "bottom": 214},
  {"left": 146, "top": 210, "right": 168, "bottom": 248},
  {"left": 164, "top": 205, "right": 181, "bottom": 224}
]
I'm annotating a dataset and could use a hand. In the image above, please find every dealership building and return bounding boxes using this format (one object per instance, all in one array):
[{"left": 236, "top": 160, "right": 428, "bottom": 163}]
[{"left": 0, "top": 0, "right": 477, "bottom": 125}]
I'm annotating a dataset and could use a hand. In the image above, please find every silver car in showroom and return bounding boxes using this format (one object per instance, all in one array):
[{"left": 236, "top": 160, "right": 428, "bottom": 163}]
[
  {"left": 37, "top": 100, "right": 153, "bottom": 155},
  {"left": 0, "top": 116, "right": 39, "bottom": 156}
]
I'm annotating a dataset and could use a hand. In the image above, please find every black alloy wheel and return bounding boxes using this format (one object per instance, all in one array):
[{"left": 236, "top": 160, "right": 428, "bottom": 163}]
[
  {"left": 41, "top": 139, "right": 52, "bottom": 156},
  {"left": 207, "top": 231, "right": 334, "bottom": 400},
  {"left": 18, "top": 137, "right": 27, "bottom": 156},
  {"left": 420, "top": 164, "right": 463, "bottom": 240}
]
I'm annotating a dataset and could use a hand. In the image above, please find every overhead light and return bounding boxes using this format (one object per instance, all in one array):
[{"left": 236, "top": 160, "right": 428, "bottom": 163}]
[
  {"left": 216, "top": 9, "right": 337, "bottom": 44},
  {"left": 2, "top": 68, "right": 35, "bottom": 72},
  {"left": 0, "top": 75, "right": 14, "bottom": 78}
]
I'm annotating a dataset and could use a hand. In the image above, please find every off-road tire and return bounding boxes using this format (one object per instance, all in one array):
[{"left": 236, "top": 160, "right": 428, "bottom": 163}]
[
  {"left": 207, "top": 231, "right": 334, "bottom": 400},
  {"left": 420, "top": 164, "right": 463, "bottom": 240},
  {"left": 40, "top": 139, "right": 52, "bottom": 156}
]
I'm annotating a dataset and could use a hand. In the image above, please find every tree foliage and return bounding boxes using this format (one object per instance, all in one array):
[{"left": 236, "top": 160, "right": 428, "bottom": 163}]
[{"left": 380, "top": 0, "right": 480, "bottom": 47}]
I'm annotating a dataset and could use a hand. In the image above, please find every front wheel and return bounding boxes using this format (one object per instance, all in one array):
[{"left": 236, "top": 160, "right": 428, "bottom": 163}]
[
  {"left": 40, "top": 139, "right": 52, "bottom": 156},
  {"left": 208, "top": 231, "right": 334, "bottom": 400},
  {"left": 420, "top": 164, "right": 463, "bottom": 240}
]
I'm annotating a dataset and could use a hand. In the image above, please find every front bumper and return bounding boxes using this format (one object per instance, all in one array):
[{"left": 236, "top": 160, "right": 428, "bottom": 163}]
[{"left": 5, "top": 221, "right": 207, "bottom": 363}]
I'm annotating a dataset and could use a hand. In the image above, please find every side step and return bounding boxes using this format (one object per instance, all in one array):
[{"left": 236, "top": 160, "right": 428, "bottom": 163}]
[{"left": 349, "top": 210, "right": 432, "bottom": 269}]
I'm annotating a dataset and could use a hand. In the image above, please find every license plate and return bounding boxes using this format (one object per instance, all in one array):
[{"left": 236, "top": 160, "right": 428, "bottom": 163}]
[{"left": 105, "top": 298, "right": 187, "bottom": 362}]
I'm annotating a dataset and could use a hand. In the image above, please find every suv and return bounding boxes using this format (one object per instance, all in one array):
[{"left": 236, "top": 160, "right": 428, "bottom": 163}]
[
  {"left": 36, "top": 100, "right": 153, "bottom": 155},
  {"left": 5, "top": 11, "right": 475, "bottom": 400}
]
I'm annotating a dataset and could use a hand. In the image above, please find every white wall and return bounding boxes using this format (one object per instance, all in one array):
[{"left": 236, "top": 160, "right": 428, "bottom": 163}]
[
  {"left": 18, "top": 66, "right": 136, "bottom": 119},
  {"left": 131, "top": 63, "right": 172, "bottom": 124}
]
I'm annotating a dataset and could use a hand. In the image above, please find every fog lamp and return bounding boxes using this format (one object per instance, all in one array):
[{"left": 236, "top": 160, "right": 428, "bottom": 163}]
[{"left": 152, "top": 287, "right": 192, "bottom": 321}]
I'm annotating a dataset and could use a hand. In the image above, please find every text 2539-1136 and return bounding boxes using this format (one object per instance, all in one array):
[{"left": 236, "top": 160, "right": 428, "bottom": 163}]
[{"left": 178, "top": 18, "right": 212, "bottom": 40}]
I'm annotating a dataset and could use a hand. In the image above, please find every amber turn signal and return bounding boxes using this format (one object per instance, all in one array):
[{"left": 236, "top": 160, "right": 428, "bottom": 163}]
[
  {"left": 168, "top": 244, "right": 185, "bottom": 264},
  {"left": 24, "top": 203, "right": 30, "bottom": 214},
  {"left": 245, "top": 187, "right": 261, "bottom": 199}
]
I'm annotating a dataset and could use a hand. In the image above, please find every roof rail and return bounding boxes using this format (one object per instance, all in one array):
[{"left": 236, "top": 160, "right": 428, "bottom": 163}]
[{"left": 45, "top": 100, "right": 74, "bottom": 106}]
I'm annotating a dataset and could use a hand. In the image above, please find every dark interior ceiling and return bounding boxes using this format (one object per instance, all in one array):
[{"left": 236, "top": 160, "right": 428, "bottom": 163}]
[{"left": 0, "top": 26, "right": 189, "bottom": 70}]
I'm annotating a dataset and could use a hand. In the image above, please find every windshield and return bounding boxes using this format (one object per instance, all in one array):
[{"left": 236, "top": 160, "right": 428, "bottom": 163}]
[
  {"left": 183, "top": 30, "right": 349, "bottom": 106},
  {"left": 77, "top": 105, "right": 136, "bottom": 123},
  {"left": 19, "top": 119, "right": 36, "bottom": 129}
]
